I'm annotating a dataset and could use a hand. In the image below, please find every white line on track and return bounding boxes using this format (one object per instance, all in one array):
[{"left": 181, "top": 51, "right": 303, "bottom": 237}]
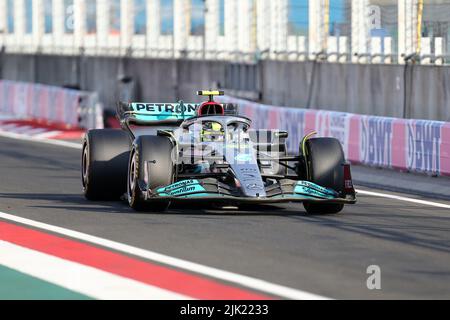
[
  {"left": 356, "top": 189, "right": 450, "bottom": 209},
  {"left": 0, "top": 241, "right": 191, "bottom": 300},
  {"left": 0, "top": 211, "right": 328, "bottom": 300}
]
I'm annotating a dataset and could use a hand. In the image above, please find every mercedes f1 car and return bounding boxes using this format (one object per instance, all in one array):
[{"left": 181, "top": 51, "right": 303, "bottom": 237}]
[{"left": 82, "top": 91, "right": 356, "bottom": 214}]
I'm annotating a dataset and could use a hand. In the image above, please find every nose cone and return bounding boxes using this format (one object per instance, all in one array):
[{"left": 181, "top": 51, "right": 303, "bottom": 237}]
[
  {"left": 230, "top": 163, "right": 266, "bottom": 198},
  {"left": 223, "top": 139, "right": 266, "bottom": 198}
]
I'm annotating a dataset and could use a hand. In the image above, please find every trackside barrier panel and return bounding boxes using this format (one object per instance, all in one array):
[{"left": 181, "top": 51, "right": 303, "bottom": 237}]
[
  {"left": 219, "top": 96, "right": 450, "bottom": 177},
  {"left": 0, "top": 80, "right": 102, "bottom": 129}
]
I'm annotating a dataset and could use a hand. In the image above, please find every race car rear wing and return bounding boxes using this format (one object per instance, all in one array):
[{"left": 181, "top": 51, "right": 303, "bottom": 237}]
[
  {"left": 117, "top": 101, "right": 198, "bottom": 127},
  {"left": 117, "top": 101, "right": 240, "bottom": 127}
]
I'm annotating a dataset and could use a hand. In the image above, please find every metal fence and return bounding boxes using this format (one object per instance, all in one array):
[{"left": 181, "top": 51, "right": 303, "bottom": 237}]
[
  {"left": 367, "top": 0, "right": 398, "bottom": 63},
  {"left": 421, "top": 0, "right": 450, "bottom": 64},
  {"left": 0, "top": 0, "right": 449, "bottom": 65}
]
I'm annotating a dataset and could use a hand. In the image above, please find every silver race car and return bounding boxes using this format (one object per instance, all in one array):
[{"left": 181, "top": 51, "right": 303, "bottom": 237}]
[{"left": 82, "top": 91, "right": 356, "bottom": 214}]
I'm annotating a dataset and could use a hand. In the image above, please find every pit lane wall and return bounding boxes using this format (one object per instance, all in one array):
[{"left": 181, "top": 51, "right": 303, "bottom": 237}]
[
  {"left": 219, "top": 96, "right": 450, "bottom": 177},
  {"left": 0, "top": 80, "right": 102, "bottom": 129}
]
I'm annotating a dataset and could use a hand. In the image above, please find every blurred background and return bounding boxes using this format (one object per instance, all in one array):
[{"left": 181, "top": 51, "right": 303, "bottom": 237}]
[{"left": 0, "top": 0, "right": 449, "bottom": 129}]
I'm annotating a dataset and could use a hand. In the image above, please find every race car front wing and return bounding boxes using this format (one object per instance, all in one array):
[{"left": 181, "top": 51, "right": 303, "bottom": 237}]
[{"left": 145, "top": 178, "right": 356, "bottom": 204}]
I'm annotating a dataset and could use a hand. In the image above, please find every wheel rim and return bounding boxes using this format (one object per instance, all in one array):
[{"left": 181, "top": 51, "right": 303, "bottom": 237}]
[{"left": 82, "top": 144, "right": 88, "bottom": 189}]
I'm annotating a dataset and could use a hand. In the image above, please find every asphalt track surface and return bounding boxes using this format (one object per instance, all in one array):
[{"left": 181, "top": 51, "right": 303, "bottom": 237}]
[{"left": 1, "top": 135, "right": 450, "bottom": 299}]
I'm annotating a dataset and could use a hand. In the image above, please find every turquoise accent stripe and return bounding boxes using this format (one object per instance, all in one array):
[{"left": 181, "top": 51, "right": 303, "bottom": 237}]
[
  {"left": 134, "top": 113, "right": 193, "bottom": 121},
  {"left": 158, "top": 185, "right": 206, "bottom": 197},
  {"left": 295, "top": 181, "right": 338, "bottom": 197},
  {"left": 156, "top": 179, "right": 201, "bottom": 193},
  {"left": 294, "top": 181, "right": 338, "bottom": 199},
  {"left": 156, "top": 180, "right": 206, "bottom": 197}
]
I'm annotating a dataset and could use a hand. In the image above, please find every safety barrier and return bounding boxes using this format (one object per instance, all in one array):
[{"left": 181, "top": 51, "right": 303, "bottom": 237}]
[
  {"left": 0, "top": 80, "right": 102, "bottom": 129},
  {"left": 220, "top": 96, "right": 450, "bottom": 177}
]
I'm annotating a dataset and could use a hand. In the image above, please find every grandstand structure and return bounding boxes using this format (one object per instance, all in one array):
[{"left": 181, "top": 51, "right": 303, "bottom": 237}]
[{"left": 0, "top": 0, "right": 449, "bottom": 64}]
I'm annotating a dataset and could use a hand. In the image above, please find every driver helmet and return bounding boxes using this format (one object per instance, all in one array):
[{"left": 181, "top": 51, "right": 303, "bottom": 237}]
[{"left": 201, "top": 122, "right": 224, "bottom": 142}]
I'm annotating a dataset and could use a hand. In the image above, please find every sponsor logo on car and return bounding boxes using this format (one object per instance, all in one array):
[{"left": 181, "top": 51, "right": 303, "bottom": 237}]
[
  {"left": 157, "top": 180, "right": 200, "bottom": 193},
  {"left": 131, "top": 103, "right": 198, "bottom": 114}
]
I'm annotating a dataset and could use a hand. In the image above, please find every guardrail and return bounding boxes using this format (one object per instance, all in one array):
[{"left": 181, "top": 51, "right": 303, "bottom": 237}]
[
  {"left": 219, "top": 96, "right": 450, "bottom": 177},
  {"left": 0, "top": 80, "right": 103, "bottom": 130}
]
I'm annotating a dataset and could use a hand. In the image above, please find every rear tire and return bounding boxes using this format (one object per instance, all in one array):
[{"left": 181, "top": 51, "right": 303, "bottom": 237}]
[
  {"left": 302, "top": 137, "right": 345, "bottom": 215},
  {"left": 127, "top": 136, "right": 174, "bottom": 212},
  {"left": 82, "top": 129, "right": 130, "bottom": 200}
]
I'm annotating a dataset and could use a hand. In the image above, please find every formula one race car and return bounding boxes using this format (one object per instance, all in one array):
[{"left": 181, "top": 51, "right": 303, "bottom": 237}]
[{"left": 81, "top": 91, "right": 356, "bottom": 214}]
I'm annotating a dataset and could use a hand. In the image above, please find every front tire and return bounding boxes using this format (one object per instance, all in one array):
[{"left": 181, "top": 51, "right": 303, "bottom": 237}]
[
  {"left": 127, "top": 136, "right": 174, "bottom": 212},
  {"left": 302, "top": 137, "right": 345, "bottom": 215}
]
